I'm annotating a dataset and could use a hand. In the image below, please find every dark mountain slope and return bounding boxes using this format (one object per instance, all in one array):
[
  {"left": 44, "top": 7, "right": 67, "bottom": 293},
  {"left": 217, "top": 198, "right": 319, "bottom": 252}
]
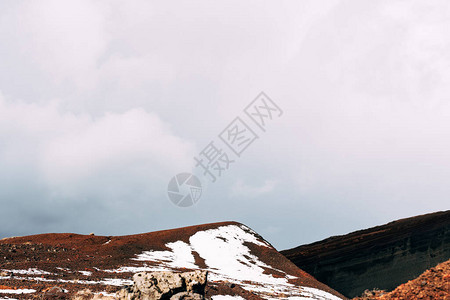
[{"left": 281, "top": 211, "right": 450, "bottom": 298}]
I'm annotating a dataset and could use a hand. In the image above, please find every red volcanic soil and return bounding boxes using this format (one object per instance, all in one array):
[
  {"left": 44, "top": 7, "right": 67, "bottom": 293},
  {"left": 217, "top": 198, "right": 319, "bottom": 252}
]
[
  {"left": 0, "top": 221, "right": 345, "bottom": 299},
  {"left": 353, "top": 259, "right": 450, "bottom": 300}
]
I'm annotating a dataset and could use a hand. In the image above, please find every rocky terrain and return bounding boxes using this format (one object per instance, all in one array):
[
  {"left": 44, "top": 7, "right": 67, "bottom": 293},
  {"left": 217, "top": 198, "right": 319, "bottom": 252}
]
[
  {"left": 0, "top": 221, "right": 345, "bottom": 299},
  {"left": 281, "top": 211, "right": 450, "bottom": 298},
  {"left": 353, "top": 259, "right": 450, "bottom": 300}
]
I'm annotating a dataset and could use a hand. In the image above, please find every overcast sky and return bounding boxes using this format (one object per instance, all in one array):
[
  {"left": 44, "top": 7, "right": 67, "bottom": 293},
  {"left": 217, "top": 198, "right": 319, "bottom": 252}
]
[{"left": 1, "top": 0, "right": 449, "bottom": 250}]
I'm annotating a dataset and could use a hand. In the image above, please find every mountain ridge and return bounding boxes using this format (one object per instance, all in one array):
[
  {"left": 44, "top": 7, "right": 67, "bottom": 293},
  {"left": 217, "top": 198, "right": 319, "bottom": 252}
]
[
  {"left": 0, "top": 221, "right": 345, "bottom": 299},
  {"left": 281, "top": 210, "right": 450, "bottom": 298}
]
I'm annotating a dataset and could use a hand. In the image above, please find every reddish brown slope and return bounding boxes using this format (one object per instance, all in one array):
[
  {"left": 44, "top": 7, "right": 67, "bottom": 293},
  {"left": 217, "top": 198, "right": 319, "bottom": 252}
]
[{"left": 0, "top": 221, "right": 345, "bottom": 299}]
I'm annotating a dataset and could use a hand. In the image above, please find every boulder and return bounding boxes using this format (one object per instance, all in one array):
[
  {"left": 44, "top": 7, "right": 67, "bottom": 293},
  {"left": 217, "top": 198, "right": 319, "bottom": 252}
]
[{"left": 117, "top": 270, "right": 207, "bottom": 300}]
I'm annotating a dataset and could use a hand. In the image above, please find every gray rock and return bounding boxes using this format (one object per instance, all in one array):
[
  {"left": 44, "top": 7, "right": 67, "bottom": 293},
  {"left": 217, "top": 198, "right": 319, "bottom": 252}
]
[
  {"left": 182, "top": 270, "right": 207, "bottom": 294},
  {"left": 133, "top": 272, "right": 184, "bottom": 298},
  {"left": 117, "top": 270, "right": 208, "bottom": 300}
]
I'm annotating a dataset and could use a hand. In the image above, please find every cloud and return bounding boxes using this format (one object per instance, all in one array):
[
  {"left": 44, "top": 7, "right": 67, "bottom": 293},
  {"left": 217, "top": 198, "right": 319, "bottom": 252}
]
[
  {"left": 0, "top": 92, "right": 195, "bottom": 200},
  {"left": 20, "top": 0, "right": 108, "bottom": 88},
  {"left": 231, "top": 179, "right": 277, "bottom": 198},
  {"left": 0, "top": 0, "right": 450, "bottom": 249}
]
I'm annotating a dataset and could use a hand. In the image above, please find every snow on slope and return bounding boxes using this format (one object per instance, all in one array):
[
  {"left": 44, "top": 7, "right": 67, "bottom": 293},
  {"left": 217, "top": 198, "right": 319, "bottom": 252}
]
[
  {"left": 0, "top": 223, "right": 343, "bottom": 299},
  {"left": 211, "top": 296, "right": 246, "bottom": 299},
  {"left": 0, "top": 289, "right": 35, "bottom": 294},
  {"left": 122, "top": 224, "right": 342, "bottom": 299}
]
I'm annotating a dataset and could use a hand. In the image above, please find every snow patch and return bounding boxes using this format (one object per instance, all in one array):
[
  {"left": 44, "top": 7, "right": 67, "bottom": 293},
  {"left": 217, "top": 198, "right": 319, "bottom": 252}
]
[
  {"left": 26, "top": 277, "right": 55, "bottom": 282},
  {"left": 211, "top": 296, "right": 245, "bottom": 300},
  {"left": 58, "top": 278, "right": 133, "bottom": 286},
  {"left": 3, "top": 269, "right": 51, "bottom": 275},
  {"left": 134, "top": 240, "right": 197, "bottom": 269},
  {"left": 298, "top": 287, "right": 343, "bottom": 300},
  {"left": 99, "top": 278, "right": 133, "bottom": 286},
  {"left": 189, "top": 225, "right": 287, "bottom": 284},
  {"left": 104, "top": 265, "right": 171, "bottom": 273},
  {"left": 0, "top": 289, "right": 36, "bottom": 294},
  {"left": 95, "top": 291, "right": 117, "bottom": 297},
  {"left": 4, "top": 276, "right": 132, "bottom": 287},
  {"left": 78, "top": 271, "right": 92, "bottom": 276}
]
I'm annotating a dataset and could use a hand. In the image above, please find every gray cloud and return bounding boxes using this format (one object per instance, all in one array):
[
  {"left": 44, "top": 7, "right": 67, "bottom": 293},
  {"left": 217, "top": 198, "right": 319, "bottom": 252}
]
[{"left": 0, "top": 0, "right": 449, "bottom": 249}]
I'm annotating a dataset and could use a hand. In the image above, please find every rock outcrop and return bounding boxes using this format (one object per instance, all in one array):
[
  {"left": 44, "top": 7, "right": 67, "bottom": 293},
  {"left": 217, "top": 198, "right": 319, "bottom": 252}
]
[
  {"left": 353, "top": 259, "right": 450, "bottom": 300},
  {"left": 117, "top": 270, "right": 207, "bottom": 300},
  {"left": 281, "top": 210, "right": 450, "bottom": 298}
]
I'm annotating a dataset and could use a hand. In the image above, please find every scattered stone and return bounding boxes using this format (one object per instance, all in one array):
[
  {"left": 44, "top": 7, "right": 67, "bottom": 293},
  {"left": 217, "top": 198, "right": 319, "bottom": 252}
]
[
  {"left": 225, "top": 282, "right": 235, "bottom": 289},
  {"left": 170, "top": 291, "right": 204, "bottom": 299},
  {"left": 41, "top": 285, "right": 66, "bottom": 299},
  {"left": 45, "top": 285, "right": 64, "bottom": 294},
  {"left": 0, "top": 271, "right": 8, "bottom": 277}
]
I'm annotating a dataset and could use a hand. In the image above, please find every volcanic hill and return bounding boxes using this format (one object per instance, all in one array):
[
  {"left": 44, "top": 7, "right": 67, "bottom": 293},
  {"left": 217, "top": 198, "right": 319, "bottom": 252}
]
[{"left": 0, "top": 221, "right": 345, "bottom": 299}]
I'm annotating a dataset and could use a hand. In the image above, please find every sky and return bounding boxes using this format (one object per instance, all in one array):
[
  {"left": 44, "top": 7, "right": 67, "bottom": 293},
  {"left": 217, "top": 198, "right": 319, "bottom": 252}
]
[{"left": 0, "top": 0, "right": 449, "bottom": 250}]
